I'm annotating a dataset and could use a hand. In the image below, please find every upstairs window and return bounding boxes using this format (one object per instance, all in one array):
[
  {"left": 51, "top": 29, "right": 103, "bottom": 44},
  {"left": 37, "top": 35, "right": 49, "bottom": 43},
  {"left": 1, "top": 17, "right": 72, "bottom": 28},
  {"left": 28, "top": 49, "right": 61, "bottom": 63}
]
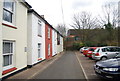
[
  {"left": 3, "top": 0, "right": 14, "bottom": 23},
  {"left": 38, "top": 20, "right": 42, "bottom": 36},
  {"left": 57, "top": 33, "right": 60, "bottom": 45},
  {"left": 48, "top": 27, "right": 50, "bottom": 39}
]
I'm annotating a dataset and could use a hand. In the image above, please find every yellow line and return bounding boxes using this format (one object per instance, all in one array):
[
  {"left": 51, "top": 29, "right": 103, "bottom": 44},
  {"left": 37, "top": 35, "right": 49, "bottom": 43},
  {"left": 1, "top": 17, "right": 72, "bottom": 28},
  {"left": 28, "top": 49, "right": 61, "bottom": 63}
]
[{"left": 75, "top": 52, "right": 89, "bottom": 81}]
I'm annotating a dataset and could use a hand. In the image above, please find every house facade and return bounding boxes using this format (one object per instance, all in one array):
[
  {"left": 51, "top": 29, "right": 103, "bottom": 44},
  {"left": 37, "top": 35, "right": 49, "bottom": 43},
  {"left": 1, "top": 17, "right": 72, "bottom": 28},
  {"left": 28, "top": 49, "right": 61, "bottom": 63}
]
[
  {"left": 52, "top": 29, "right": 57, "bottom": 56},
  {"left": 27, "top": 9, "right": 45, "bottom": 66},
  {"left": 0, "top": 0, "right": 31, "bottom": 78},
  {"left": 45, "top": 23, "right": 53, "bottom": 59},
  {"left": 57, "top": 33, "right": 63, "bottom": 54},
  {"left": 0, "top": 0, "right": 64, "bottom": 79},
  {"left": 0, "top": 0, "right": 3, "bottom": 79}
]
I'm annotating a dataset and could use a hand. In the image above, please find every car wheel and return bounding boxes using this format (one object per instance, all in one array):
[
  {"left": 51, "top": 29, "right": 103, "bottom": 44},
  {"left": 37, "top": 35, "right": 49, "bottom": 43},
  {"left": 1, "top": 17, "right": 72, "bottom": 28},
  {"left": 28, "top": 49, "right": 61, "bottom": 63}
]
[
  {"left": 101, "top": 57, "right": 107, "bottom": 60},
  {"left": 84, "top": 55, "right": 87, "bottom": 57}
]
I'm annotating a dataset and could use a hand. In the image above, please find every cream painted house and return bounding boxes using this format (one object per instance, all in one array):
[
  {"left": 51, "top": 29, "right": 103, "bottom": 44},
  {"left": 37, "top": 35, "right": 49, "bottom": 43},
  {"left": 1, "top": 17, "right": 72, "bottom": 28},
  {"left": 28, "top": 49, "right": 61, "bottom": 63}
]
[
  {"left": 0, "top": 0, "right": 31, "bottom": 78},
  {"left": 27, "top": 9, "right": 45, "bottom": 67},
  {"left": 0, "top": 0, "right": 3, "bottom": 79}
]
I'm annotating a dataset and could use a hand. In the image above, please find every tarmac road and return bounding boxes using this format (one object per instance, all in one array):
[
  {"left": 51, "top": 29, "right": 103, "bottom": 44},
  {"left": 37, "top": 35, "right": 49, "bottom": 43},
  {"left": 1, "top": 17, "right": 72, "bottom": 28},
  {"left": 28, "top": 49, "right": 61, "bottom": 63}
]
[{"left": 32, "top": 51, "right": 86, "bottom": 79}]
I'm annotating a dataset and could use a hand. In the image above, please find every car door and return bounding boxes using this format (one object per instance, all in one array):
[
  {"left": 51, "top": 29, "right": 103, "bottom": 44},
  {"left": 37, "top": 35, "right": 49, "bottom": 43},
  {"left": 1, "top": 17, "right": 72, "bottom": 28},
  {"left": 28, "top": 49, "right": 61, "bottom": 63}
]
[{"left": 107, "top": 47, "right": 118, "bottom": 59}]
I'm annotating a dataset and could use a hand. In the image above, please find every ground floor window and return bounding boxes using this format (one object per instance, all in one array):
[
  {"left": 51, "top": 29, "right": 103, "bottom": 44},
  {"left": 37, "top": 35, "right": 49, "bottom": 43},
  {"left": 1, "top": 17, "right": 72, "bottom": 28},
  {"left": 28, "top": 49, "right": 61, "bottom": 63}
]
[
  {"left": 48, "top": 44, "right": 50, "bottom": 56},
  {"left": 38, "top": 43, "right": 41, "bottom": 58},
  {"left": 3, "top": 40, "right": 14, "bottom": 70}
]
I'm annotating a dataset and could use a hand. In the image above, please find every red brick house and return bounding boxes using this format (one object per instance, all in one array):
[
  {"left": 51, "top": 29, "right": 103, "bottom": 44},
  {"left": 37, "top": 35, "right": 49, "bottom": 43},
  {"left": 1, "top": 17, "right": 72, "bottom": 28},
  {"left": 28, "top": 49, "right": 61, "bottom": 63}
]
[{"left": 45, "top": 22, "right": 53, "bottom": 59}]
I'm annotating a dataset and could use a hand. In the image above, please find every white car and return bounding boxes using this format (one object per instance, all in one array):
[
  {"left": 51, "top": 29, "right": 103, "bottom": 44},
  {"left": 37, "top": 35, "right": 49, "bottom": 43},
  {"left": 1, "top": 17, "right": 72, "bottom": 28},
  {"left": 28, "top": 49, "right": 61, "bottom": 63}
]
[
  {"left": 92, "top": 46, "right": 120, "bottom": 60},
  {"left": 80, "top": 47, "right": 88, "bottom": 53}
]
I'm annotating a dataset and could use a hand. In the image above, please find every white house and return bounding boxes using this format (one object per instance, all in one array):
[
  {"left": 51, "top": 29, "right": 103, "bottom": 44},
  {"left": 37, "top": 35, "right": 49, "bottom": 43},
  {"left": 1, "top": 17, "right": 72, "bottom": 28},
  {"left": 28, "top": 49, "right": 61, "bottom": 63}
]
[
  {"left": 27, "top": 9, "right": 46, "bottom": 67},
  {"left": 0, "top": 0, "right": 31, "bottom": 78},
  {"left": 52, "top": 29, "right": 57, "bottom": 56},
  {"left": 57, "top": 33, "right": 64, "bottom": 54}
]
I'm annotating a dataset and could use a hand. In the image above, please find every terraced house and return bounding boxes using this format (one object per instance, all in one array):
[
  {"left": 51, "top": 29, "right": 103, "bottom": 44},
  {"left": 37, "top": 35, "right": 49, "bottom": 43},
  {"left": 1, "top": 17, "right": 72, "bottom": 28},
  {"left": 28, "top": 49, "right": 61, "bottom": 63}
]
[
  {"left": 27, "top": 9, "right": 46, "bottom": 67},
  {"left": 0, "top": 0, "right": 64, "bottom": 79},
  {"left": 0, "top": 0, "right": 31, "bottom": 79}
]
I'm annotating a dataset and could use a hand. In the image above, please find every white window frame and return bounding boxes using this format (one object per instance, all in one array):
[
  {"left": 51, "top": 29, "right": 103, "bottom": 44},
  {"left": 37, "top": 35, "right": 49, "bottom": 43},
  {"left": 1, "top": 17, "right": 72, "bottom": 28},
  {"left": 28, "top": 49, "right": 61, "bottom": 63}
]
[
  {"left": 3, "top": 40, "right": 14, "bottom": 71},
  {"left": 48, "top": 44, "right": 50, "bottom": 56},
  {"left": 38, "top": 20, "right": 42, "bottom": 36},
  {"left": 38, "top": 43, "right": 41, "bottom": 58},
  {"left": 48, "top": 27, "right": 50, "bottom": 39},
  {"left": 3, "top": 0, "right": 15, "bottom": 25}
]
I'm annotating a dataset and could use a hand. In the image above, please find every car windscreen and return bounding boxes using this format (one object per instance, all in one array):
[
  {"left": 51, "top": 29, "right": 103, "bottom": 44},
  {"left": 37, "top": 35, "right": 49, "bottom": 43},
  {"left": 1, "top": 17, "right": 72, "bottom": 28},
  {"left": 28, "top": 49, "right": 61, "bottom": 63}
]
[{"left": 89, "top": 48, "right": 95, "bottom": 51}]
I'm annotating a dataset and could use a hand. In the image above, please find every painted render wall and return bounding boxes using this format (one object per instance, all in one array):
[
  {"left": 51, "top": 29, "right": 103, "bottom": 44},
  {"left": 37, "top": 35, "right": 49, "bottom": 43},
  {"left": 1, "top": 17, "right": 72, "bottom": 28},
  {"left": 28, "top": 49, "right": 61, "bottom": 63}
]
[
  {"left": 27, "top": 12, "right": 45, "bottom": 66},
  {"left": 2, "top": 1, "right": 28, "bottom": 77},
  {"left": 52, "top": 30, "right": 57, "bottom": 56},
  {"left": 57, "top": 35, "right": 63, "bottom": 54},
  {"left": 0, "top": 0, "right": 3, "bottom": 79},
  {"left": 45, "top": 24, "right": 52, "bottom": 59}
]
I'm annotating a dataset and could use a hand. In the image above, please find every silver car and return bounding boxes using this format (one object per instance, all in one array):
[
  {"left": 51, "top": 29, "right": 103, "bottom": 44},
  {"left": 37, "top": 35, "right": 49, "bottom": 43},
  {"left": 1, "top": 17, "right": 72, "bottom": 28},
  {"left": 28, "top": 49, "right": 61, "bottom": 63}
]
[{"left": 92, "top": 46, "right": 120, "bottom": 60}]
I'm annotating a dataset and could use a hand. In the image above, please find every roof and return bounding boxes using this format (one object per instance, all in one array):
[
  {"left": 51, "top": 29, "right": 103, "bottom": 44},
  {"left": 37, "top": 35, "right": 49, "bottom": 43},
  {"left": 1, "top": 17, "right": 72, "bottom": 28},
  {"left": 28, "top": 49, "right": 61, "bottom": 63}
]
[
  {"left": 28, "top": 9, "right": 64, "bottom": 37},
  {"left": 21, "top": 0, "right": 32, "bottom": 8}
]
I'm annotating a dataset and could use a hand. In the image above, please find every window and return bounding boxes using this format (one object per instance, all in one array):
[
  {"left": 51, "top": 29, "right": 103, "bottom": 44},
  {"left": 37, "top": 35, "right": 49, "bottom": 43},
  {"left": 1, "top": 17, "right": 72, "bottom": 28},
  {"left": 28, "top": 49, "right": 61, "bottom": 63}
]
[
  {"left": 3, "top": 41, "right": 14, "bottom": 70},
  {"left": 102, "top": 48, "right": 108, "bottom": 52},
  {"left": 89, "top": 48, "right": 94, "bottom": 51},
  {"left": 108, "top": 48, "right": 116, "bottom": 52},
  {"left": 38, "top": 20, "right": 42, "bottom": 36},
  {"left": 57, "top": 33, "right": 60, "bottom": 45},
  {"left": 38, "top": 43, "right": 41, "bottom": 58},
  {"left": 115, "top": 47, "right": 120, "bottom": 52},
  {"left": 48, "top": 44, "right": 50, "bottom": 56},
  {"left": 48, "top": 27, "right": 50, "bottom": 38},
  {"left": 3, "top": 0, "right": 14, "bottom": 23}
]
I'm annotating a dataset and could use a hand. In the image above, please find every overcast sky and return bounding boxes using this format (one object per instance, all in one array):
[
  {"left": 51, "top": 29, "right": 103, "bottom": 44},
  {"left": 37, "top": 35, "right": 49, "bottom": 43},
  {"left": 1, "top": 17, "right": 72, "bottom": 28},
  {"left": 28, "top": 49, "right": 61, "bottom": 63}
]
[{"left": 26, "top": 0, "right": 119, "bottom": 29}]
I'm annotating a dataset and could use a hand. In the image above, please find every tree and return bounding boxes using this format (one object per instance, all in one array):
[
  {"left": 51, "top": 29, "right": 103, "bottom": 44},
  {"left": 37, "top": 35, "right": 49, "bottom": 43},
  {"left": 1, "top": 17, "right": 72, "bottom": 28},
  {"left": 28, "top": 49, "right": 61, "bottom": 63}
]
[
  {"left": 70, "top": 11, "right": 101, "bottom": 43},
  {"left": 71, "top": 11, "right": 101, "bottom": 29},
  {"left": 98, "top": 2, "right": 118, "bottom": 45},
  {"left": 99, "top": 2, "right": 118, "bottom": 28},
  {"left": 56, "top": 24, "right": 67, "bottom": 36}
]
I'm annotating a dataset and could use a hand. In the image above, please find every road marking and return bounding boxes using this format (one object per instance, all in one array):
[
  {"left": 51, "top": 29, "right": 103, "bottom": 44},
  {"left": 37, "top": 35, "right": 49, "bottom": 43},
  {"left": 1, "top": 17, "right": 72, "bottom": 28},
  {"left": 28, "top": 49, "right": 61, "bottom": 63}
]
[
  {"left": 27, "top": 53, "right": 64, "bottom": 79},
  {"left": 75, "top": 52, "right": 89, "bottom": 81}
]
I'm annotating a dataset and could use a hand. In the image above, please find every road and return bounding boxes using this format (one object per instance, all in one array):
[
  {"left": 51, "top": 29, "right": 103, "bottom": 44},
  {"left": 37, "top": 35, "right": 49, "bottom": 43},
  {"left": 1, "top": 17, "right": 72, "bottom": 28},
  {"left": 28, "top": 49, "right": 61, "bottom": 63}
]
[{"left": 32, "top": 51, "right": 86, "bottom": 79}]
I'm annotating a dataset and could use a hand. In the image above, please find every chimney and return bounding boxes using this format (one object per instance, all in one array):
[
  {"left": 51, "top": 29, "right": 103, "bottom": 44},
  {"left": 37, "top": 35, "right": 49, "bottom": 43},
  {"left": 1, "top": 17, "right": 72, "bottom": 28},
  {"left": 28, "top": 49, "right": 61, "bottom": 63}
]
[{"left": 41, "top": 15, "right": 44, "bottom": 19}]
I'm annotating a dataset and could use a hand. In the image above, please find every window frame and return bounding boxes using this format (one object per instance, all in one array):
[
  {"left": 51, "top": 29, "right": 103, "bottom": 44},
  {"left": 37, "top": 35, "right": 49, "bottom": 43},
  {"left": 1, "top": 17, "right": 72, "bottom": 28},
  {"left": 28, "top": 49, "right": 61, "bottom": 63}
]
[
  {"left": 57, "top": 33, "right": 60, "bottom": 45},
  {"left": 48, "top": 44, "right": 50, "bottom": 56},
  {"left": 38, "top": 43, "right": 41, "bottom": 58},
  {"left": 3, "top": 40, "right": 14, "bottom": 71},
  {"left": 38, "top": 20, "right": 42, "bottom": 37},
  {"left": 48, "top": 27, "right": 50, "bottom": 39},
  {"left": 3, "top": 0, "right": 15, "bottom": 25}
]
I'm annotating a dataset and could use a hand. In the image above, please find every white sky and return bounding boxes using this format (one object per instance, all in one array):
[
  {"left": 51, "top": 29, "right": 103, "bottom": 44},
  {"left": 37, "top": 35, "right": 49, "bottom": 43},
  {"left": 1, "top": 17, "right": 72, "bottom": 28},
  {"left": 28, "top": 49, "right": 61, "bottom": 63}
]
[{"left": 26, "top": 0, "right": 119, "bottom": 29}]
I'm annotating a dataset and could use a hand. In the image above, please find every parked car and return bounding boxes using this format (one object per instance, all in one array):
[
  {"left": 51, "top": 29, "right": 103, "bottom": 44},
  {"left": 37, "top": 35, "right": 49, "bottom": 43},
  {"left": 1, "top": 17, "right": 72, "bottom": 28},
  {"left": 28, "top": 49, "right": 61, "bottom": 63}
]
[
  {"left": 83, "top": 47, "right": 97, "bottom": 57},
  {"left": 80, "top": 47, "right": 88, "bottom": 53},
  {"left": 86, "top": 47, "right": 98, "bottom": 58},
  {"left": 94, "top": 53, "right": 120, "bottom": 79},
  {"left": 92, "top": 46, "right": 120, "bottom": 60}
]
